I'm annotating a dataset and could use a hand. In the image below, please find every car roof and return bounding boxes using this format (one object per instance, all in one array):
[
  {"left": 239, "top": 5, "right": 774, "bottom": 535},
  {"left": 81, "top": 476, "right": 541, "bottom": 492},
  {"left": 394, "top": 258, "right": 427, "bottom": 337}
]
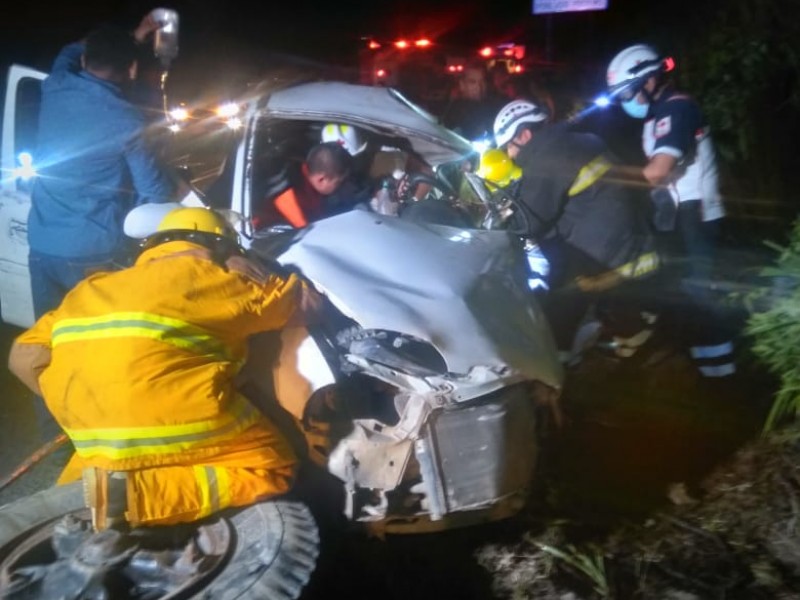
[{"left": 257, "top": 81, "right": 474, "bottom": 166}]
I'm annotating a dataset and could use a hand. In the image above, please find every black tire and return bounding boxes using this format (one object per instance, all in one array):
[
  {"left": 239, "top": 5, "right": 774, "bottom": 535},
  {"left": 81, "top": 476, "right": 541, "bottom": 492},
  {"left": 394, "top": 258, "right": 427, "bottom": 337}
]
[{"left": 0, "top": 483, "right": 319, "bottom": 600}]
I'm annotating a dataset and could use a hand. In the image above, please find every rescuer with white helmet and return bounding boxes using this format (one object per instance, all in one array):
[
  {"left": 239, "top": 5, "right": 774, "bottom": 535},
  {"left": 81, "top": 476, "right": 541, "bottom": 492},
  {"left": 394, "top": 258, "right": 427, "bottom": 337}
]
[
  {"left": 606, "top": 45, "right": 734, "bottom": 379},
  {"left": 492, "top": 99, "right": 549, "bottom": 149},
  {"left": 321, "top": 123, "right": 367, "bottom": 156},
  {"left": 605, "top": 44, "right": 667, "bottom": 119},
  {"left": 490, "top": 98, "right": 660, "bottom": 362}
]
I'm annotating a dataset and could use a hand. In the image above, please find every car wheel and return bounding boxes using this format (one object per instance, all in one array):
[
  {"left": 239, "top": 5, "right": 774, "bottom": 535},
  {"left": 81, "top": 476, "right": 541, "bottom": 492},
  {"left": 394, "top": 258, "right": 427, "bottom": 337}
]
[{"left": 0, "top": 482, "right": 319, "bottom": 600}]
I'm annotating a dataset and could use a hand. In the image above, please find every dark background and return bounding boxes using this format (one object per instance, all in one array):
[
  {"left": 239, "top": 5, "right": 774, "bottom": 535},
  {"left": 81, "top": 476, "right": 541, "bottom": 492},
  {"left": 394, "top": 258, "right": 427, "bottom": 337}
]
[
  {"left": 3, "top": 0, "right": 798, "bottom": 232},
  {"left": 0, "top": 0, "right": 704, "bottom": 94}
]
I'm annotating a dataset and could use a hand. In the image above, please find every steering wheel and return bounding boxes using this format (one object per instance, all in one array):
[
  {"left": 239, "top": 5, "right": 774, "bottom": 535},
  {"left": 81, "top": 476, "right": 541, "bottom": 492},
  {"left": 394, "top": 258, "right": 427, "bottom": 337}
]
[
  {"left": 483, "top": 186, "right": 532, "bottom": 236},
  {"left": 397, "top": 172, "right": 457, "bottom": 204}
]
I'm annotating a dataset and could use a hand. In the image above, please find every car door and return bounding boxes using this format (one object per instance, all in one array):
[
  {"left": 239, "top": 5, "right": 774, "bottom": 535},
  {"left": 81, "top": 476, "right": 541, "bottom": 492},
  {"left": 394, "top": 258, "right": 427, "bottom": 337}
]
[{"left": 0, "top": 65, "right": 46, "bottom": 328}]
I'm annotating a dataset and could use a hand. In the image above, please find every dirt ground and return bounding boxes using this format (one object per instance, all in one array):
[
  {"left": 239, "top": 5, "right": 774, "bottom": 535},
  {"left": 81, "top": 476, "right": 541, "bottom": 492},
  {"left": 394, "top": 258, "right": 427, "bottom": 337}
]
[
  {"left": 294, "top": 335, "right": 780, "bottom": 600},
  {"left": 476, "top": 341, "right": 798, "bottom": 600}
]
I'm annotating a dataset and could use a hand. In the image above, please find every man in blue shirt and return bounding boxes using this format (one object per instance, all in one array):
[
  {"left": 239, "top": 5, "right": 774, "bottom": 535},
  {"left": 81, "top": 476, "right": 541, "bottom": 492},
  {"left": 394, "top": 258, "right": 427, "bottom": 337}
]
[{"left": 28, "top": 16, "right": 176, "bottom": 318}]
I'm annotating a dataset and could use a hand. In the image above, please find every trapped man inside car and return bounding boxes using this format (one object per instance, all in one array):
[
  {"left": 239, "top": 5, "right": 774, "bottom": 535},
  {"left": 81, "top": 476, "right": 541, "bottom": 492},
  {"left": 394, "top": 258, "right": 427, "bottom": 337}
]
[{"left": 252, "top": 142, "right": 353, "bottom": 230}]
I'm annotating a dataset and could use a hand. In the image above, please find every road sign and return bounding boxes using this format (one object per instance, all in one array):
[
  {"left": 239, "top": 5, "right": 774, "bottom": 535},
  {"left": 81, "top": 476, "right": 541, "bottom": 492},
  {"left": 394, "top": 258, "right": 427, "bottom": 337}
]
[{"left": 533, "top": 0, "right": 608, "bottom": 14}]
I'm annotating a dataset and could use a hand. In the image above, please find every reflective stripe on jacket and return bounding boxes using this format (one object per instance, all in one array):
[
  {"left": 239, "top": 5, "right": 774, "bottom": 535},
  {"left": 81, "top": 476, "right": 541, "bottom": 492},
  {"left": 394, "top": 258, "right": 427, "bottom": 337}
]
[{"left": 17, "top": 240, "right": 301, "bottom": 525}]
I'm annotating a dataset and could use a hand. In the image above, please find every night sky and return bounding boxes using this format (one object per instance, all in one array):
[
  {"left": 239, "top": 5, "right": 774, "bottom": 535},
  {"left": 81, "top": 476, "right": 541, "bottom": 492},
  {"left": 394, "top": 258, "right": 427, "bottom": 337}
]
[
  {"left": 1, "top": 0, "right": 716, "bottom": 169},
  {"left": 3, "top": 0, "right": 703, "bottom": 87}
]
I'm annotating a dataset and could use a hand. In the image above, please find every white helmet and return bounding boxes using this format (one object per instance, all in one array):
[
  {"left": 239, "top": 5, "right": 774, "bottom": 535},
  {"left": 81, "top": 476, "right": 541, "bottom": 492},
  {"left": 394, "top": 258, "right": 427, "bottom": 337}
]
[
  {"left": 321, "top": 123, "right": 367, "bottom": 156},
  {"left": 606, "top": 44, "right": 666, "bottom": 101},
  {"left": 493, "top": 100, "right": 549, "bottom": 148}
]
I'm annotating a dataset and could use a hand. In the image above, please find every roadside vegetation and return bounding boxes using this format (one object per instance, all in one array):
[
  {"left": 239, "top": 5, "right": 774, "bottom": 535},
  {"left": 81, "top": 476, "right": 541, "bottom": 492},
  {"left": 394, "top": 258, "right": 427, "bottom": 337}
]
[{"left": 477, "top": 5, "right": 800, "bottom": 592}]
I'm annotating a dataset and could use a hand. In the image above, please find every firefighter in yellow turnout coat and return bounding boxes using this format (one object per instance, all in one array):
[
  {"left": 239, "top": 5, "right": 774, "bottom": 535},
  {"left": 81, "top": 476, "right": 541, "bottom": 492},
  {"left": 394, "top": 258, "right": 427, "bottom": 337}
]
[{"left": 9, "top": 207, "right": 309, "bottom": 529}]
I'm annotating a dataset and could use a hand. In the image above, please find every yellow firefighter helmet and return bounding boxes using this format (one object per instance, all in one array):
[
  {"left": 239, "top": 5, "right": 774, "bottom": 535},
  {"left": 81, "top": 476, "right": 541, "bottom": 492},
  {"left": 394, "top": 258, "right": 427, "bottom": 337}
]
[
  {"left": 157, "top": 207, "right": 238, "bottom": 241},
  {"left": 476, "top": 149, "right": 522, "bottom": 188}
]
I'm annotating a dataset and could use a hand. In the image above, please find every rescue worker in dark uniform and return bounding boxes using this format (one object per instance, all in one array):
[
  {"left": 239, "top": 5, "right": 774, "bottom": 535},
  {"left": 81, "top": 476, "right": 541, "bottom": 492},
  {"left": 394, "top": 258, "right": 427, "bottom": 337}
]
[{"left": 492, "top": 100, "right": 660, "bottom": 361}]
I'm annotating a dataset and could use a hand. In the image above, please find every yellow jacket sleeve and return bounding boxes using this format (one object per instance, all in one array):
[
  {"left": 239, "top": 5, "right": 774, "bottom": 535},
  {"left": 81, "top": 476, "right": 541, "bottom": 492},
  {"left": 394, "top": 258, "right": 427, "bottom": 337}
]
[
  {"left": 8, "top": 311, "right": 58, "bottom": 395},
  {"left": 15, "top": 310, "right": 58, "bottom": 347},
  {"left": 225, "top": 253, "right": 305, "bottom": 336}
]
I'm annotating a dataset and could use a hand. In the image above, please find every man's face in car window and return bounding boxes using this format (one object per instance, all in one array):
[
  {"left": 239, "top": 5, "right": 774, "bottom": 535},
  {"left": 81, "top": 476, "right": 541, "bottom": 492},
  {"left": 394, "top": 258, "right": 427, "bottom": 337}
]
[
  {"left": 459, "top": 68, "right": 487, "bottom": 101},
  {"left": 310, "top": 173, "right": 348, "bottom": 196}
]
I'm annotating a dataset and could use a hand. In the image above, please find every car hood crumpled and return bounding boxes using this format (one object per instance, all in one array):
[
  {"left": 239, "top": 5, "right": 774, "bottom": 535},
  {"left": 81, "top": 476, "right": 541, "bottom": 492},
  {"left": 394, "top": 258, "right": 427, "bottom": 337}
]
[{"left": 267, "top": 209, "right": 562, "bottom": 389}]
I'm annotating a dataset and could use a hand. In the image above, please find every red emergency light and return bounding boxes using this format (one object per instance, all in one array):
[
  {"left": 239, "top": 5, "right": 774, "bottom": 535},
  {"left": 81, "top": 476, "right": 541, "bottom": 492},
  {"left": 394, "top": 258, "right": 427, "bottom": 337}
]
[
  {"left": 504, "top": 49, "right": 513, "bottom": 56},
  {"left": 479, "top": 46, "right": 494, "bottom": 58},
  {"left": 395, "top": 40, "right": 409, "bottom": 49},
  {"left": 376, "top": 68, "right": 388, "bottom": 78},
  {"left": 368, "top": 40, "right": 381, "bottom": 50},
  {"left": 415, "top": 38, "right": 432, "bottom": 48},
  {"left": 664, "top": 56, "right": 675, "bottom": 72}
]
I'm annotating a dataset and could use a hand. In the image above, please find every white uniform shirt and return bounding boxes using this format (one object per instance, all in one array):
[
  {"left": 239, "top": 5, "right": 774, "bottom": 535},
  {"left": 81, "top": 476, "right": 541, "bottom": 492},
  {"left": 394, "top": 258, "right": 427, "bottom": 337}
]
[{"left": 642, "top": 92, "right": 725, "bottom": 222}]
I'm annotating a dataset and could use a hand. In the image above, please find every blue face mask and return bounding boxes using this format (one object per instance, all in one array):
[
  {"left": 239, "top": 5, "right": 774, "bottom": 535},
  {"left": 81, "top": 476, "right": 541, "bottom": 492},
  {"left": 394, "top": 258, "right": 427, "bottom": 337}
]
[{"left": 622, "top": 98, "right": 649, "bottom": 119}]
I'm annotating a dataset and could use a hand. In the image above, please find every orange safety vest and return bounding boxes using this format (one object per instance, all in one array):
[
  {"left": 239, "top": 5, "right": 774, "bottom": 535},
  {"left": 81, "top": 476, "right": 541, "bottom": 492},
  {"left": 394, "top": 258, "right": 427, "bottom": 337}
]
[
  {"left": 269, "top": 164, "right": 324, "bottom": 228},
  {"left": 16, "top": 241, "right": 302, "bottom": 526}
]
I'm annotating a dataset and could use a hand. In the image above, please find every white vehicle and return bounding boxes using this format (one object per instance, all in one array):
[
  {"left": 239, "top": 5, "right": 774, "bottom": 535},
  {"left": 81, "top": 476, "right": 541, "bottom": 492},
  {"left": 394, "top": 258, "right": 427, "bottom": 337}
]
[
  {"left": 0, "top": 65, "right": 45, "bottom": 327},
  {"left": 0, "top": 68, "right": 478, "bottom": 328},
  {"left": 0, "top": 69, "right": 564, "bottom": 596}
]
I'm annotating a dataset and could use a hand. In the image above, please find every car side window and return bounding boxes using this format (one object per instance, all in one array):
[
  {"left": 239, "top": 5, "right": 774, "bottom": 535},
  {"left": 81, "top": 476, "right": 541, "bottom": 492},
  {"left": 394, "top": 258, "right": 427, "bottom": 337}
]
[
  {"left": 14, "top": 78, "right": 42, "bottom": 158},
  {"left": 249, "top": 120, "right": 314, "bottom": 220}
]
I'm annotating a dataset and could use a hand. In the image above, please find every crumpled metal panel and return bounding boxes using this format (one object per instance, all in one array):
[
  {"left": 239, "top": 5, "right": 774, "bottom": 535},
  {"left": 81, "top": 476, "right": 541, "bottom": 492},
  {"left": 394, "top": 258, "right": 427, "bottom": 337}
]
[
  {"left": 328, "top": 425, "right": 415, "bottom": 492},
  {"left": 423, "top": 387, "right": 538, "bottom": 512},
  {"left": 277, "top": 210, "right": 562, "bottom": 389}
]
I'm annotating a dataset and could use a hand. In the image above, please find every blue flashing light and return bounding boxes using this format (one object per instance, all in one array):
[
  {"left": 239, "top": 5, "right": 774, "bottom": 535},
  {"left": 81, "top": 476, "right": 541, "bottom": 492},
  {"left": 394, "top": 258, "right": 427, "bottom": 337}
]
[{"left": 593, "top": 95, "right": 611, "bottom": 108}]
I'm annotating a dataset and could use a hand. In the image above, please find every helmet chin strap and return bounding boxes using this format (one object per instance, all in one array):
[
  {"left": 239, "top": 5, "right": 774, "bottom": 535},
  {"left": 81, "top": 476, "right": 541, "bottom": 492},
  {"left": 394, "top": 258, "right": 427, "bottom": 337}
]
[
  {"left": 643, "top": 75, "right": 671, "bottom": 105},
  {"left": 642, "top": 85, "right": 656, "bottom": 105}
]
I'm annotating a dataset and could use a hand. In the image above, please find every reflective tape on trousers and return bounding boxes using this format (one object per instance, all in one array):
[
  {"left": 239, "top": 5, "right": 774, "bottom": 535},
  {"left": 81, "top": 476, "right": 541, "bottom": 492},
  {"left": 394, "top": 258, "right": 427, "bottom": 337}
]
[{"left": 690, "top": 342, "right": 734, "bottom": 359}]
